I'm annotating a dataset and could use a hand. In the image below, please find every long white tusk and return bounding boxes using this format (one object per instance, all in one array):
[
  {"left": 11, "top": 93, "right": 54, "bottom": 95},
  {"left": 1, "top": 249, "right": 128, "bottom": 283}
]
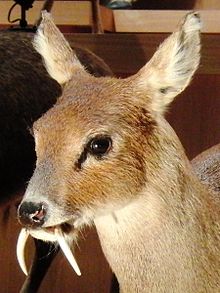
[
  {"left": 16, "top": 228, "right": 29, "bottom": 276},
  {"left": 55, "top": 228, "right": 81, "bottom": 276}
]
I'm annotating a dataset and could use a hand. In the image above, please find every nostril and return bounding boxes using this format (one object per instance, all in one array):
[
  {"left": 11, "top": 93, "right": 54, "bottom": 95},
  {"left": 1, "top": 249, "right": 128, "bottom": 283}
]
[
  {"left": 30, "top": 207, "right": 45, "bottom": 223},
  {"left": 18, "top": 201, "right": 47, "bottom": 227}
]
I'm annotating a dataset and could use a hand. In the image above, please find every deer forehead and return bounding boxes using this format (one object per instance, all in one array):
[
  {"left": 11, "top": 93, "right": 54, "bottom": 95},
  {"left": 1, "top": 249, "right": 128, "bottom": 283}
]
[{"left": 33, "top": 76, "right": 155, "bottom": 152}]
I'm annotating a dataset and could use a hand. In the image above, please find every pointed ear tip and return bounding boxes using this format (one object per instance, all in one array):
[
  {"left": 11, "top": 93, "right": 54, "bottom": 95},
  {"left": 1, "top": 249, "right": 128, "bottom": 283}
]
[
  {"left": 41, "top": 10, "right": 53, "bottom": 22},
  {"left": 37, "top": 11, "right": 55, "bottom": 34},
  {"left": 182, "top": 12, "right": 202, "bottom": 32}
]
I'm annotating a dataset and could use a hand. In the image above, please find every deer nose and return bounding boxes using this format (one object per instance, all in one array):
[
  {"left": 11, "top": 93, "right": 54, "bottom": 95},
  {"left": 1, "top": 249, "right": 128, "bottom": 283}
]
[{"left": 17, "top": 202, "right": 47, "bottom": 228}]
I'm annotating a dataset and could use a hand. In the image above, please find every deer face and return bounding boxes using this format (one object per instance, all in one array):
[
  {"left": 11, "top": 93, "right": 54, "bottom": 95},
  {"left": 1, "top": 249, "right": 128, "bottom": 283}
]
[
  {"left": 17, "top": 11, "right": 201, "bottom": 275},
  {"left": 25, "top": 75, "right": 157, "bottom": 228}
]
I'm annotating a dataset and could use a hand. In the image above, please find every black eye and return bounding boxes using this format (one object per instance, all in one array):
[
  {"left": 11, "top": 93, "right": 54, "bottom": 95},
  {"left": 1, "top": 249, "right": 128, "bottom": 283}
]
[{"left": 88, "top": 136, "right": 112, "bottom": 157}]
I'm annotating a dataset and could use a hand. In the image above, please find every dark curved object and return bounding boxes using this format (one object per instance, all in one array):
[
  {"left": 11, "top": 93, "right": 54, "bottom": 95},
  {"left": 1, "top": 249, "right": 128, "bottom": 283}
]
[
  {"left": 101, "top": 0, "right": 196, "bottom": 10},
  {"left": 20, "top": 240, "right": 59, "bottom": 293},
  {"left": 105, "top": 0, "right": 132, "bottom": 9},
  {"left": 110, "top": 274, "right": 119, "bottom": 293},
  {"left": 132, "top": 0, "right": 196, "bottom": 10},
  {"left": 0, "top": 30, "right": 112, "bottom": 292}
]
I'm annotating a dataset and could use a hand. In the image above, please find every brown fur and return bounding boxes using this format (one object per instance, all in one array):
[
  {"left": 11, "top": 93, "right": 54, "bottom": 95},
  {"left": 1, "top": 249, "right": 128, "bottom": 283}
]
[{"left": 19, "top": 12, "right": 220, "bottom": 292}]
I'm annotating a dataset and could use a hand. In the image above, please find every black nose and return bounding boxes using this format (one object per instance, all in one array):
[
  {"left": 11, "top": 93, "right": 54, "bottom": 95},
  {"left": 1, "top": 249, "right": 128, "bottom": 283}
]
[{"left": 18, "top": 201, "right": 47, "bottom": 228}]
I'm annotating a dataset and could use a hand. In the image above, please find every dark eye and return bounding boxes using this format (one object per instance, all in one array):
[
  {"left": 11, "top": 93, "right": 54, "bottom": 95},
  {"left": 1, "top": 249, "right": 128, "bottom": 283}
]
[{"left": 88, "top": 136, "right": 112, "bottom": 157}]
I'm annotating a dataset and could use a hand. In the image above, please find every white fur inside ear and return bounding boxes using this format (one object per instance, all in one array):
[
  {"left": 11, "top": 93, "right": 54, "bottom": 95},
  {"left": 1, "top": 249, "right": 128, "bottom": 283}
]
[
  {"left": 34, "top": 31, "right": 71, "bottom": 84},
  {"left": 134, "top": 12, "right": 201, "bottom": 113},
  {"left": 183, "top": 12, "right": 202, "bottom": 33},
  {"left": 33, "top": 11, "right": 84, "bottom": 85}
]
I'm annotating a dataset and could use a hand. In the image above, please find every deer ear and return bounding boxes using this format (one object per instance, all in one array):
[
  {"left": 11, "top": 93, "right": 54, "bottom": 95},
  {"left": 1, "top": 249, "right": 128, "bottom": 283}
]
[
  {"left": 135, "top": 12, "right": 201, "bottom": 113},
  {"left": 33, "top": 11, "right": 85, "bottom": 85}
]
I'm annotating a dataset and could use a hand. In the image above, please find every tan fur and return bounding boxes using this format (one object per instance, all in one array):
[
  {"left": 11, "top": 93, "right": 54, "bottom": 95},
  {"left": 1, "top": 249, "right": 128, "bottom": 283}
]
[{"left": 20, "top": 12, "right": 220, "bottom": 292}]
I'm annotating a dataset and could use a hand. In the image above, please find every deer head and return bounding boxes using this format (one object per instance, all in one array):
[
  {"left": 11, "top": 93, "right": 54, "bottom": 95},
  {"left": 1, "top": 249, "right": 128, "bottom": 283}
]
[{"left": 17, "top": 11, "right": 201, "bottom": 276}]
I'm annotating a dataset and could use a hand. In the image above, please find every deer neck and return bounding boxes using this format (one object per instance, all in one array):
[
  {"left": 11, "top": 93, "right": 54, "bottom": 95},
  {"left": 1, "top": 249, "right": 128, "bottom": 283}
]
[{"left": 94, "top": 162, "right": 219, "bottom": 293}]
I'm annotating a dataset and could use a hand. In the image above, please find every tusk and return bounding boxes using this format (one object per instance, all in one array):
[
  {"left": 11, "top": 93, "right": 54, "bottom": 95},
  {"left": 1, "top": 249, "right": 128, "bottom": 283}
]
[
  {"left": 16, "top": 228, "right": 29, "bottom": 276},
  {"left": 55, "top": 228, "right": 81, "bottom": 276}
]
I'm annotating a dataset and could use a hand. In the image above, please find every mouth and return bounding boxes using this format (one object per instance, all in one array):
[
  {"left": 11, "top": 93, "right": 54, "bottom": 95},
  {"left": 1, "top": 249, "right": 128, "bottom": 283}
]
[{"left": 16, "top": 221, "right": 81, "bottom": 277}]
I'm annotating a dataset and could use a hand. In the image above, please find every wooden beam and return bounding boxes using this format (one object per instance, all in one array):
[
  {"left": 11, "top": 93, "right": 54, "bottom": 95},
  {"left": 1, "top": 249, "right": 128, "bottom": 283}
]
[
  {"left": 195, "top": 0, "right": 220, "bottom": 9},
  {"left": 65, "top": 33, "right": 220, "bottom": 76},
  {"left": 100, "top": 5, "right": 115, "bottom": 32},
  {"left": 113, "top": 10, "right": 220, "bottom": 33}
]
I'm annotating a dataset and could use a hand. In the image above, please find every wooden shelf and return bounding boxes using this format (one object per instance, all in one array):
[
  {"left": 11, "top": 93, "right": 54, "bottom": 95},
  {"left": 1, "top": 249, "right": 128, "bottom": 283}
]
[
  {"left": 64, "top": 33, "right": 220, "bottom": 76},
  {"left": 1, "top": 2, "right": 220, "bottom": 33},
  {"left": 113, "top": 10, "right": 220, "bottom": 33},
  {"left": 0, "top": 1, "right": 93, "bottom": 27}
]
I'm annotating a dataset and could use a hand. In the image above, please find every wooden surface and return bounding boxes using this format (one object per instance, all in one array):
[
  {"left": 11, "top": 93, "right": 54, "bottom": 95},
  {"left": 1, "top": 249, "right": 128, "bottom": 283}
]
[
  {"left": 113, "top": 10, "right": 220, "bottom": 33},
  {"left": 167, "top": 74, "right": 220, "bottom": 159},
  {"left": 0, "top": 1, "right": 92, "bottom": 26},
  {"left": 100, "top": 5, "right": 115, "bottom": 32},
  {"left": 1, "top": 1, "right": 220, "bottom": 33},
  {"left": 194, "top": 0, "right": 220, "bottom": 9},
  {"left": 0, "top": 1, "right": 114, "bottom": 32},
  {"left": 64, "top": 33, "right": 220, "bottom": 76}
]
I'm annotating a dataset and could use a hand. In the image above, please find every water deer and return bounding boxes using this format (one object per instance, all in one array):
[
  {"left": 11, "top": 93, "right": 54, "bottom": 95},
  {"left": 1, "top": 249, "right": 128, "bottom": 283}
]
[{"left": 17, "top": 11, "right": 220, "bottom": 292}]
